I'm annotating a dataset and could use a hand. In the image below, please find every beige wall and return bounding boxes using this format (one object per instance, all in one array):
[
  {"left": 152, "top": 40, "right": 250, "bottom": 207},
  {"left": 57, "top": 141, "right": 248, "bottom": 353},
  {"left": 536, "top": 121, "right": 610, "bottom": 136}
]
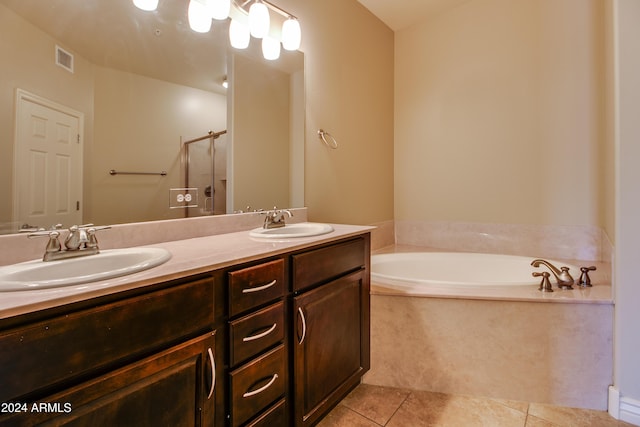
[
  {"left": 91, "top": 67, "right": 226, "bottom": 225},
  {"left": 278, "top": 0, "right": 395, "bottom": 225},
  {"left": 395, "top": 0, "right": 610, "bottom": 229},
  {"left": 0, "top": 4, "right": 95, "bottom": 232}
]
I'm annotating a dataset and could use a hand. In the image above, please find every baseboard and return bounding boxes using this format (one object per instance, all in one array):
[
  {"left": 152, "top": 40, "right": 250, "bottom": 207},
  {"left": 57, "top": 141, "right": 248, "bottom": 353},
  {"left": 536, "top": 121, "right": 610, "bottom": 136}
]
[{"left": 609, "top": 386, "right": 640, "bottom": 426}]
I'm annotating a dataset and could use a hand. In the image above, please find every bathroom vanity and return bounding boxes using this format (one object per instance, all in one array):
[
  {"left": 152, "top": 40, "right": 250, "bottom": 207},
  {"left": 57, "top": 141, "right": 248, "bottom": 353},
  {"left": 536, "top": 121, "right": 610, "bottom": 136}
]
[{"left": 0, "top": 226, "right": 371, "bottom": 427}]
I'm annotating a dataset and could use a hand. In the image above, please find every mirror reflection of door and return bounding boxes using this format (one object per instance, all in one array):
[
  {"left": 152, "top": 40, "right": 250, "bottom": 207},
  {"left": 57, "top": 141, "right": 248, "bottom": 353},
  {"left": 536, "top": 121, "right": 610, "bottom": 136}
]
[{"left": 14, "top": 90, "right": 83, "bottom": 231}]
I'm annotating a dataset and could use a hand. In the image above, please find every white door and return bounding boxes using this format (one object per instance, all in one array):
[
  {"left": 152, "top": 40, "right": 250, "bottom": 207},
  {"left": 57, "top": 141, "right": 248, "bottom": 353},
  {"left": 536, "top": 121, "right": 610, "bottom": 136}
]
[{"left": 14, "top": 90, "right": 83, "bottom": 231}]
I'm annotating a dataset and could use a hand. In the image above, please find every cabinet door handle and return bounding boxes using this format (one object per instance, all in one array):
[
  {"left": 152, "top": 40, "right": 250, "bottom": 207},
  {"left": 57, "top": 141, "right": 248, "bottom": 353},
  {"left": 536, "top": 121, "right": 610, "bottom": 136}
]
[
  {"left": 242, "top": 279, "right": 277, "bottom": 294},
  {"left": 242, "top": 374, "right": 279, "bottom": 398},
  {"left": 297, "top": 307, "right": 307, "bottom": 345},
  {"left": 207, "top": 347, "right": 216, "bottom": 400},
  {"left": 242, "top": 323, "right": 277, "bottom": 342}
]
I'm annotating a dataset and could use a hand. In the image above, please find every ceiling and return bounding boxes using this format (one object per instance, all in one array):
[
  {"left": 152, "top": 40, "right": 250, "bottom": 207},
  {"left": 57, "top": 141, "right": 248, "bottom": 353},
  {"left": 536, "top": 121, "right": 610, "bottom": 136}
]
[{"left": 356, "top": 0, "right": 473, "bottom": 31}]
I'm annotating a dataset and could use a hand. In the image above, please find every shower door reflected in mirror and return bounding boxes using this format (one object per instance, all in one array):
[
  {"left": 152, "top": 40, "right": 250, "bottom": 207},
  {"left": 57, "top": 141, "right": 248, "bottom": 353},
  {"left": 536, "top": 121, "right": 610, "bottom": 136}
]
[{"left": 183, "top": 131, "right": 228, "bottom": 217}]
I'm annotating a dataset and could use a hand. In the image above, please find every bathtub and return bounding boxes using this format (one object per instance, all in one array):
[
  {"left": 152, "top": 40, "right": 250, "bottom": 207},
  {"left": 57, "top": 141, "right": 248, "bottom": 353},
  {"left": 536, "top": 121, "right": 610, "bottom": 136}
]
[
  {"left": 371, "top": 251, "right": 581, "bottom": 295},
  {"left": 365, "top": 249, "right": 614, "bottom": 410}
]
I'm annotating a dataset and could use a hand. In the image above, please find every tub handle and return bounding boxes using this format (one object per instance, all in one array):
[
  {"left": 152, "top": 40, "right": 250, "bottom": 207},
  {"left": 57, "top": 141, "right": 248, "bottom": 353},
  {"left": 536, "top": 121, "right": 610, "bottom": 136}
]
[
  {"left": 297, "top": 307, "right": 307, "bottom": 345},
  {"left": 578, "top": 266, "right": 597, "bottom": 287},
  {"left": 533, "top": 271, "right": 553, "bottom": 292}
]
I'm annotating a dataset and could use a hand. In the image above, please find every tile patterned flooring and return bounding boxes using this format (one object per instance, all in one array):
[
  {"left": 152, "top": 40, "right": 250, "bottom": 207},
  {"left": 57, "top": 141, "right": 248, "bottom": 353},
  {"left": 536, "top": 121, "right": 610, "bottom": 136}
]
[{"left": 318, "top": 384, "right": 636, "bottom": 427}]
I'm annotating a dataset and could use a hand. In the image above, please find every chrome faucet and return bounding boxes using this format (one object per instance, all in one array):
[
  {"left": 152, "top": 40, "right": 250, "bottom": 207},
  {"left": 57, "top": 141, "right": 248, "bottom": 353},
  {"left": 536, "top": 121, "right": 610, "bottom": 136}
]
[
  {"left": 28, "top": 224, "right": 111, "bottom": 261},
  {"left": 262, "top": 207, "right": 293, "bottom": 229},
  {"left": 531, "top": 259, "right": 575, "bottom": 290}
]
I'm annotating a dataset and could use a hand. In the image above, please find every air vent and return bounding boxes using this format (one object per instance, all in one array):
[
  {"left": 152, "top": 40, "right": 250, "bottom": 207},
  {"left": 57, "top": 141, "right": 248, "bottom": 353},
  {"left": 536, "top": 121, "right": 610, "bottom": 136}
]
[{"left": 55, "top": 45, "right": 74, "bottom": 73}]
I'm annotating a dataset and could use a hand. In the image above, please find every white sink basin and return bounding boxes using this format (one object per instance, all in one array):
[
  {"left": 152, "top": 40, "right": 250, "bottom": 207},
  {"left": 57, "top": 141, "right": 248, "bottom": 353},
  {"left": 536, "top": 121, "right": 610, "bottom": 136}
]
[
  {"left": 0, "top": 247, "right": 172, "bottom": 291},
  {"left": 249, "top": 222, "right": 334, "bottom": 239}
]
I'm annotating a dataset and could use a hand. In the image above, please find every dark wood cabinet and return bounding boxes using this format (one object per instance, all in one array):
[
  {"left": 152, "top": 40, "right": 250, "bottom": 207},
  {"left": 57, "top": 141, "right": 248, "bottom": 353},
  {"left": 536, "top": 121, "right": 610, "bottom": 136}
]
[
  {"left": 292, "top": 270, "right": 370, "bottom": 427},
  {"left": 0, "top": 276, "right": 219, "bottom": 427},
  {"left": 0, "top": 232, "right": 370, "bottom": 427},
  {"left": 226, "top": 259, "right": 288, "bottom": 427},
  {"left": 2, "top": 332, "right": 217, "bottom": 427},
  {"left": 290, "top": 236, "right": 370, "bottom": 427}
]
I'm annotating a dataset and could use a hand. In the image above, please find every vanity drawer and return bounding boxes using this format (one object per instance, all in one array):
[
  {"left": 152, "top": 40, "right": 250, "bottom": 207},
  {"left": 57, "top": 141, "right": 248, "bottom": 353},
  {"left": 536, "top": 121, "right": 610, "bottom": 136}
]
[
  {"left": 229, "top": 301, "right": 285, "bottom": 367},
  {"left": 245, "top": 399, "right": 287, "bottom": 427},
  {"left": 230, "top": 345, "right": 286, "bottom": 427},
  {"left": 292, "top": 238, "right": 365, "bottom": 292},
  {"left": 229, "top": 259, "right": 285, "bottom": 316},
  {"left": 0, "top": 277, "right": 214, "bottom": 402}
]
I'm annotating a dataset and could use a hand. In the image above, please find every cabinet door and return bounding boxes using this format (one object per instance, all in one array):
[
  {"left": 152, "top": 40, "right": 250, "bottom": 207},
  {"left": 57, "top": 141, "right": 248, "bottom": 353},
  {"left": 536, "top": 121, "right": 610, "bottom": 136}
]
[
  {"left": 1, "top": 332, "right": 218, "bottom": 427},
  {"left": 292, "top": 270, "right": 370, "bottom": 427},
  {"left": 0, "top": 277, "right": 215, "bottom": 404}
]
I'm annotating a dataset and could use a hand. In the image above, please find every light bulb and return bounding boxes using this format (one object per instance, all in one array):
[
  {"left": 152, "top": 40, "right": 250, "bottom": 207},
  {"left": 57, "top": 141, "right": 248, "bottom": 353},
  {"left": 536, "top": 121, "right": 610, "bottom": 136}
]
[
  {"left": 281, "top": 18, "right": 301, "bottom": 51},
  {"left": 210, "top": 0, "right": 231, "bottom": 20},
  {"left": 248, "top": 1, "right": 270, "bottom": 39},
  {"left": 188, "top": 0, "right": 212, "bottom": 33},
  {"left": 262, "top": 36, "right": 280, "bottom": 60},
  {"left": 133, "top": 0, "right": 158, "bottom": 11},
  {"left": 229, "top": 19, "right": 250, "bottom": 49}
]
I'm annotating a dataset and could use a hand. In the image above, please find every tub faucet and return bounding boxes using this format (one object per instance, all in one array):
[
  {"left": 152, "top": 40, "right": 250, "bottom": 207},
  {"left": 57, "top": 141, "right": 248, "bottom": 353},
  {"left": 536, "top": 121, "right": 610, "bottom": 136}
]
[{"left": 531, "top": 259, "right": 575, "bottom": 290}]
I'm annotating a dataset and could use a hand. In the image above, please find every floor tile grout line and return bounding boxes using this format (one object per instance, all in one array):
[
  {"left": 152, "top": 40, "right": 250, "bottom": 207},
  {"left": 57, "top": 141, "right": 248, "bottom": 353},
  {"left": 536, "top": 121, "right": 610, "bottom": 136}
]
[
  {"left": 342, "top": 405, "right": 385, "bottom": 427},
  {"left": 381, "top": 390, "right": 413, "bottom": 426}
]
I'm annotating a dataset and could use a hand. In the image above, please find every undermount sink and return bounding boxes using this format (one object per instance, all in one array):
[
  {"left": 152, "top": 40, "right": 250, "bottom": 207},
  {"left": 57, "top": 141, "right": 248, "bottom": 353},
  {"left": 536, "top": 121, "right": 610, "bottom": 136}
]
[
  {"left": 0, "top": 247, "right": 172, "bottom": 291},
  {"left": 249, "top": 222, "right": 334, "bottom": 239}
]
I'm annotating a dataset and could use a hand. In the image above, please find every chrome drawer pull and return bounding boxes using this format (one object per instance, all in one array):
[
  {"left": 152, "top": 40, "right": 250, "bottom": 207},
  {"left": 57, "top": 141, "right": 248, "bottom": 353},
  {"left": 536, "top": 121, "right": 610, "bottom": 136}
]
[
  {"left": 242, "top": 323, "right": 277, "bottom": 342},
  {"left": 207, "top": 347, "right": 216, "bottom": 400},
  {"left": 242, "top": 374, "right": 279, "bottom": 398},
  {"left": 242, "top": 279, "right": 277, "bottom": 294},
  {"left": 297, "top": 307, "right": 307, "bottom": 345}
]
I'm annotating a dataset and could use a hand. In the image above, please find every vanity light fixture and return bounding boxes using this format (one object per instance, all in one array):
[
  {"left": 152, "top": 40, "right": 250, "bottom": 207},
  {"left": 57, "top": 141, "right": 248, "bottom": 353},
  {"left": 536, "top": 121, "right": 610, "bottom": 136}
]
[
  {"left": 133, "top": 0, "right": 301, "bottom": 59},
  {"left": 234, "top": 0, "right": 302, "bottom": 56},
  {"left": 281, "top": 17, "right": 301, "bottom": 51},
  {"left": 229, "top": 18, "right": 251, "bottom": 49},
  {"left": 210, "top": 0, "right": 232, "bottom": 20},
  {"left": 132, "top": 0, "right": 159, "bottom": 12},
  {"left": 262, "top": 35, "right": 281, "bottom": 60},
  {"left": 248, "top": 1, "right": 270, "bottom": 38},
  {"left": 188, "top": 0, "right": 213, "bottom": 33}
]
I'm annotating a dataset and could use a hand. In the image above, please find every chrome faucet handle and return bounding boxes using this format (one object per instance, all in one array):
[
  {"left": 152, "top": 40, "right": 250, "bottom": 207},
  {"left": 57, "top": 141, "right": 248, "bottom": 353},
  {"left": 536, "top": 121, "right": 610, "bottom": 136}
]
[
  {"left": 86, "top": 228, "right": 98, "bottom": 249},
  {"left": 27, "top": 230, "right": 62, "bottom": 255},
  {"left": 578, "top": 266, "right": 597, "bottom": 287},
  {"left": 533, "top": 271, "right": 553, "bottom": 292},
  {"left": 85, "top": 225, "right": 111, "bottom": 249}
]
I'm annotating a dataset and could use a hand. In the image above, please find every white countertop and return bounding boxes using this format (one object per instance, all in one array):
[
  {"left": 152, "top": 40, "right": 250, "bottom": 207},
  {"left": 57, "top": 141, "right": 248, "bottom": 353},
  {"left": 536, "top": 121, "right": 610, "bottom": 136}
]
[{"left": 0, "top": 223, "right": 373, "bottom": 320}]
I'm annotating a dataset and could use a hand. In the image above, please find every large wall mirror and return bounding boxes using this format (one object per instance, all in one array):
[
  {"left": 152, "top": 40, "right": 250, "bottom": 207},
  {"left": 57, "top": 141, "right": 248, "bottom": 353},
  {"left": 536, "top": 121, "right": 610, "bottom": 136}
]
[{"left": 0, "top": 0, "right": 304, "bottom": 235}]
